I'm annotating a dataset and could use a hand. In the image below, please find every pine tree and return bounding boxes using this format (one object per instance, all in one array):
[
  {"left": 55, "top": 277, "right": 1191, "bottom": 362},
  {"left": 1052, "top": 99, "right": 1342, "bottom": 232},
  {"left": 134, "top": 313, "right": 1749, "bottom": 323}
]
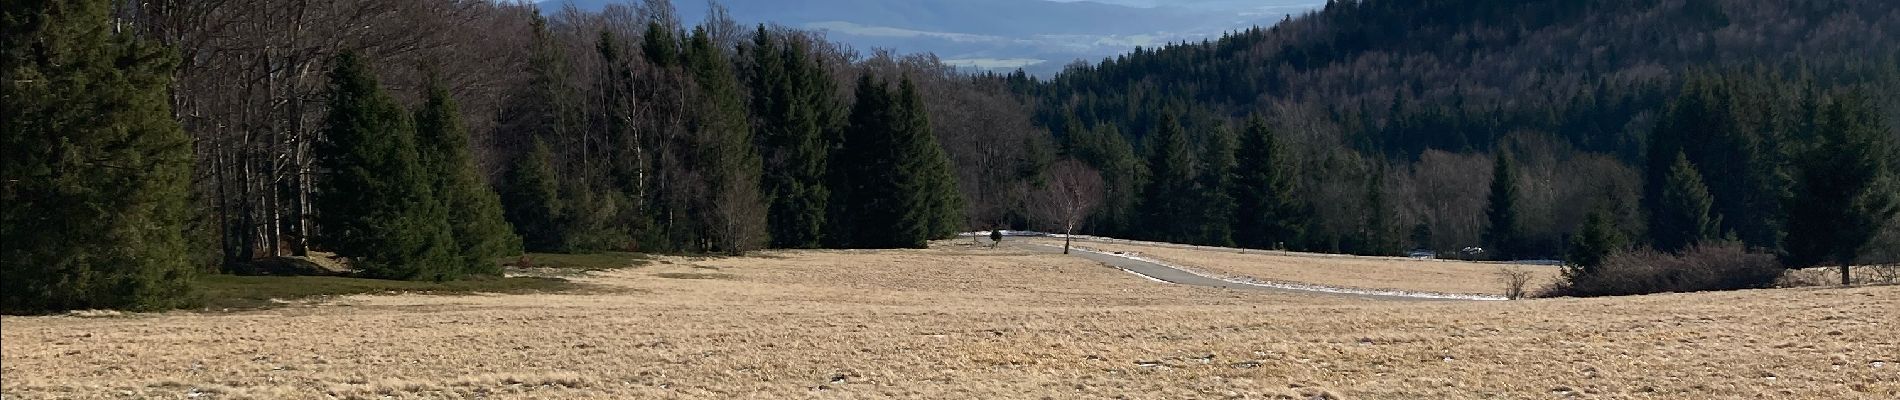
[
  {"left": 1651, "top": 152, "right": 1720, "bottom": 253},
  {"left": 643, "top": 22, "right": 681, "bottom": 68},
  {"left": 2, "top": 0, "right": 198, "bottom": 313},
  {"left": 896, "top": 78, "right": 966, "bottom": 241},
  {"left": 827, "top": 74, "right": 900, "bottom": 248},
  {"left": 1232, "top": 116, "right": 1301, "bottom": 250},
  {"left": 1139, "top": 114, "right": 1198, "bottom": 244},
  {"left": 686, "top": 26, "right": 767, "bottom": 254},
  {"left": 1361, "top": 170, "right": 1403, "bottom": 256},
  {"left": 500, "top": 13, "right": 597, "bottom": 253},
  {"left": 514, "top": 13, "right": 583, "bottom": 156},
  {"left": 1783, "top": 94, "right": 1899, "bottom": 285},
  {"left": 1482, "top": 152, "right": 1521, "bottom": 260},
  {"left": 313, "top": 52, "right": 458, "bottom": 281},
  {"left": 1566, "top": 206, "right": 1627, "bottom": 279},
  {"left": 1092, "top": 125, "right": 1145, "bottom": 238},
  {"left": 751, "top": 27, "right": 835, "bottom": 249},
  {"left": 501, "top": 138, "right": 566, "bottom": 252},
  {"left": 415, "top": 79, "right": 521, "bottom": 276},
  {"left": 825, "top": 74, "right": 962, "bottom": 249},
  {"left": 1193, "top": 125, "right": 1238, "bottom": 246}
]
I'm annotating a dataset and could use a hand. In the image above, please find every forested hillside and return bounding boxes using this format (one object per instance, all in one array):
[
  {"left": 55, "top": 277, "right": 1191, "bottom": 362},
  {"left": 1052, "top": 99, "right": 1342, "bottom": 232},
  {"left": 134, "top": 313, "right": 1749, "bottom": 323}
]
[
  {"left": 1018, "top": 0, "right": 1900, "bottom": 263},
  {"left": 4, "top": 0, "right": 1048, "bottom": 312}
]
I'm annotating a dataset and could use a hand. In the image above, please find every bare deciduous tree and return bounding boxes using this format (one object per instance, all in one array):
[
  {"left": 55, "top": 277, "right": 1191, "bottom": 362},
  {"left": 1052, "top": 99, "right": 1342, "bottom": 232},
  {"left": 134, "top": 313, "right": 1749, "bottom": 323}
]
[
  {"left": 1031, "top": 159, "right": 1104, "bottom": 254},
  {"left": 1496, "top": 266, "right": 1535, "bottom": 300}
]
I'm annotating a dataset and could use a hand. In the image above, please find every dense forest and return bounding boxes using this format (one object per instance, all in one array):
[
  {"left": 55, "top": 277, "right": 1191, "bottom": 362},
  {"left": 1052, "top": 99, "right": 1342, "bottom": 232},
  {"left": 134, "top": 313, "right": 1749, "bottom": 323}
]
[
  {"left": 1014, "top": 0, "right": 1900, "bottom": 264},
  {"left": 4, "top": 0, "right": 1898, "bottom": 312}
]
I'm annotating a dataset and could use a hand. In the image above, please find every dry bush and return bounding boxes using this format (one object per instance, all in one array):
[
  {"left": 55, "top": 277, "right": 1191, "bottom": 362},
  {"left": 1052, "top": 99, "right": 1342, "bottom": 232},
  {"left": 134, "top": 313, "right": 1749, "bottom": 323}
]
[
  {"left": 1547, "top": 242, "right": 1782, "bottom": 297},
  {"left": 1868, "top": 264, "right": 1900, "bottom": 285},
  {"left": 1496, "top": 266, "right": 1535, "bottom": 300}
]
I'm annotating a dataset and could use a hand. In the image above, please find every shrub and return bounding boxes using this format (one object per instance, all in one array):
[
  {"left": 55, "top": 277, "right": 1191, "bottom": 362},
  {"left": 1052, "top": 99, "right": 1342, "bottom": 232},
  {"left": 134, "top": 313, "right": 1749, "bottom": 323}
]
[
  {"left": 1496, "top": 266, "right": 1536, "bottom": 300},
  {"left": 1546, "top": 242, "right": 1782, "bottom": 297}
]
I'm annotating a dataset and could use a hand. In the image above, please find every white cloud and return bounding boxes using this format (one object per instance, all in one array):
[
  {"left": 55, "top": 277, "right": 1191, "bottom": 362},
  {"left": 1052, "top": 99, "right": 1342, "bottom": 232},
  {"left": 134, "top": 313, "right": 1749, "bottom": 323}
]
[{"left": 942, "top": 58, "right": 1047, "bottom": 69}]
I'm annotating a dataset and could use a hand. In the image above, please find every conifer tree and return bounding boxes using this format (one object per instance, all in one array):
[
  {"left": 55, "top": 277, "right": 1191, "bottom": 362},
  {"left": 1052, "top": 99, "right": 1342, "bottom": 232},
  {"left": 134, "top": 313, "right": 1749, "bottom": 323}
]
[
  {"left": 687, "top": 27, "right": 768, "bottom": 254},
  {"left": 1651, "top": 152, "right": 1720, "bottom": 253},
  {"left": 1783, "top": 94, "right": 1898, "bottom": 285},
  {"left": 2, "top": 0, "right": 198, "bottom": 312},
  {"left": 515, "top": 13, "right": 584, "bottom": 155},
  {"left": 501, "top": 138, "right": 566, "bottom": 252},
  {"left": 1139, "top": 114, "right": 1198, "bottom": 244},
  {"left": 313, "top": 52, "right": 458, "bottom": 280},
  {"left": 824, "top": 74, "right": 962, "bottom": 249},
  {"left": 415, "top": 79, "right": 521, "bottom": 276},
  {"left": 827, "top": 74, "right": 901, "bottom": 248},
  {"left": 1483, "top": 152, "right": 1521, "bottom": 260},
  {"left": 1194, "top": 125, "right": 1238, "bottom": 247},
  {"left": 1232, "top": 116, "right": 1301, "bottom": 250},
  {"left": 1069, "top": 124, "right": 1145, "bottom": 238},
  {"left": 1566, "top": 206, "right": 1626, "bottom": 279},
  {"left": 1361, "top": 170, "right": 1403, "bottom": 256},
  {"left": 751, "top": 27, "right": 835, "bottom": 249},
  {"left": 896, "top": 78, "right": 966, "bottom": 241},
  {"left": 643, "top": 22, "right": 681, "bottom": 68}
]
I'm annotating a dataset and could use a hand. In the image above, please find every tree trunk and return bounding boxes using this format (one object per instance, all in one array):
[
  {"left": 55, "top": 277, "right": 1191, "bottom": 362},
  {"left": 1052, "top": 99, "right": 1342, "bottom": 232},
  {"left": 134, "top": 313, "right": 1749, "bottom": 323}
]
[
  {"left": 1063, "top": 227, "right": 1072, "bottom": 254},
  {"left": 1842, "top": 261, "right": 1852, "bottom": 286}
]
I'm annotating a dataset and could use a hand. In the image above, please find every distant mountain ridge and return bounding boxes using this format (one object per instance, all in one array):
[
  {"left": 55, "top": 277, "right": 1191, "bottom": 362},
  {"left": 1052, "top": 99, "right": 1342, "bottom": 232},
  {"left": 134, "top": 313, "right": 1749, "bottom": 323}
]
[{"left": 541, "top": 0, "right": 1325, "bottom": 74}]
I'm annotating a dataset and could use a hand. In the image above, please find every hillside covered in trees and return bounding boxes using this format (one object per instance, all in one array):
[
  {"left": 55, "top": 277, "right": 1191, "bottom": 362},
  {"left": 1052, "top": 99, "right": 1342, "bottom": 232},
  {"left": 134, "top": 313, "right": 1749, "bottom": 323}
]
[
  {"left": 1016, "top": 0, "right": 1900, "bottom": 266},
  {"left": 4, "top": 0, "right": 1899, "bottom": 312}
]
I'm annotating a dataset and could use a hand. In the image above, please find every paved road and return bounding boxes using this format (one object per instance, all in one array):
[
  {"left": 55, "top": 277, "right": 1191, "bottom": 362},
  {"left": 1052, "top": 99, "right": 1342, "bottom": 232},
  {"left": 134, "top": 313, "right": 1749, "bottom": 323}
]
[{"left": 1013, "top": 241, "right": 1469, "bottom": 301}]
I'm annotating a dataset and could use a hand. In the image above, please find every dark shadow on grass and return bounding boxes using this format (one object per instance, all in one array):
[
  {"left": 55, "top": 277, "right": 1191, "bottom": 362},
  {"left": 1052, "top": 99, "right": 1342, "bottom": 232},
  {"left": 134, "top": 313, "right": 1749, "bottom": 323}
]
[
  {"left": 506, "top": 252, "right": 653, "bottom": 271},
  {"left": 196, "top": 274, "right": 579, "bottom": 311}
]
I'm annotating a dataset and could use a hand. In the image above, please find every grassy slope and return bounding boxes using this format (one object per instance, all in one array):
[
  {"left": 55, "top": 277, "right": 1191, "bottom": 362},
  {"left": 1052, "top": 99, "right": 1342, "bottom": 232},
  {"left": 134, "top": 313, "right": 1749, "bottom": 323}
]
[
  {"left": 4, "top": 245, "right": 1892, "bottom": 398},
  {"left": 196, "top": 275, "right": 576, "bottom": 310}
]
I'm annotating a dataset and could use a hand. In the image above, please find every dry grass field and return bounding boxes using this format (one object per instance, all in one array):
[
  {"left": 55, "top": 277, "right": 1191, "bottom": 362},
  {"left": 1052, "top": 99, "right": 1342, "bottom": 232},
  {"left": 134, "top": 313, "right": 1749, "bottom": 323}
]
[
  {"left": 1030, "top": 237, "right": 1562, "bottom": 296},
  {"left": 3, "top": 242, "right": 1895, "bottom": 399}
]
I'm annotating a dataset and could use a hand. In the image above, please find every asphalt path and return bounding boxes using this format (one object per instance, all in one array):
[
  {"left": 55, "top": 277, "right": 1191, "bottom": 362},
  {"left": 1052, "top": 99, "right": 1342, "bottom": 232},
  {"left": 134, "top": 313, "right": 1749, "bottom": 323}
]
[{"left": 1012, "top": 240, "right": 1478, "bottom": 301}]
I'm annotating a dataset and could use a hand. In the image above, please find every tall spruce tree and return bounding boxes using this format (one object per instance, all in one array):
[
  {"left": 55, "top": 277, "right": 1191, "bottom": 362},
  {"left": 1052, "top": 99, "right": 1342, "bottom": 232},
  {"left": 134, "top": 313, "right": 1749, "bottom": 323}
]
[
  {"left": 2, "top": 0, "right": 198, "bottom": 313},
  {"left": 415, "top": 79, "right": 521, "bottom": 276},
  {"left": 1648, "top": 76, "right": 1790, "bottom": 250},
  {"left": 501, "top": 138, "right": 566, "bottom": 252},
  {"left": 1232, "top": 116, "right": 1301, "bottom": 250},
  {"left": 750, "top": 27, "right": 835, "bottom": 249},
  {"left": 896, "top": 78, "right": 966, "bottom": 241},
  {"left": 313, "top": 52, "right": 458, "bottom": 281},
  {"left": 686, "top": 26, "right": 768, "bottom": 254},
  {"left": 1651, "top": 152, "right": 1720, "bottom": 253},
  {"left": 825, "top": 74, "right": 961, "bottom": 249},
  {"left": 1483, "top": 152, "right": 1522, "bottom": 260},
  {"left": 500, "top": 13, "right": 598, "bottom": 253},
  {"left": 1783, "top": 94, "right": 1899, "bottom": 285},
  {"left": 1194, "top": 125, "right": 1238, "bottom": 247},
  {"left": 1139, "top": 114, "right": 1198, "bottom": 244},
  {"left": 827, "top": 74, "right": 900, "bottom": 248},
  {"left": 1361, "top": 170, "right": 1403, "bottom": 256},
  {"left": 643, "top": 22, "right": 681, "bottom": 68},
  {"left": 1080, "top": 124, "right": 1145, "bottom": 238}
]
